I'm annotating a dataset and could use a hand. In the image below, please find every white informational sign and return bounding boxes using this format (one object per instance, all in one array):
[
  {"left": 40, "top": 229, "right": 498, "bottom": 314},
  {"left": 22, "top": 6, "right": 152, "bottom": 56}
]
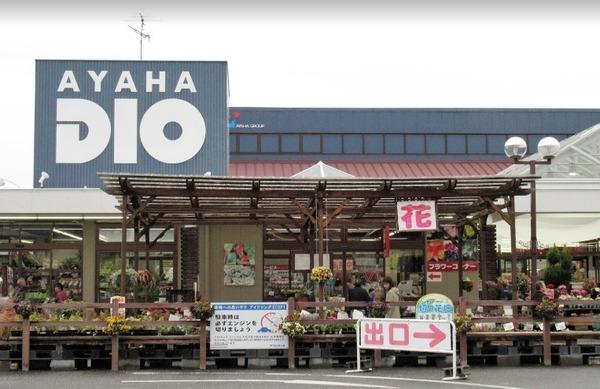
[
  {"left": 397, "top": 200, "right": 437, "bottom": 232},
  {"left": 294, "top": 253, "right": 330, "bottom": 270},
  {"left": 358, "top": 318, "right": 452, "bottom": 353},
  {"left": 110, "top": 296, "right": 126, "bottom": 316},
  {"left": 210, "top": 302, "right": 288, "bottom": 350},
  {"left": 427, "top": 272, "right": 442, "bottom": 282}
]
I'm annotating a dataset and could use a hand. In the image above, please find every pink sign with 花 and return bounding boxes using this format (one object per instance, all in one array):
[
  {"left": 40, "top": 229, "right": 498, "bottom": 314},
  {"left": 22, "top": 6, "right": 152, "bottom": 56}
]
[{"left": 396, "top": 200, "right": 437, "bottom": 232}]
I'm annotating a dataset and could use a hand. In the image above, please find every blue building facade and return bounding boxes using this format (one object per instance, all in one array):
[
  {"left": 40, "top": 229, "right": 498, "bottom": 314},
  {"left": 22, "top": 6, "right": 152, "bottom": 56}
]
[{"left": 229, "top": 108, "right": 600, "bottom": 161}]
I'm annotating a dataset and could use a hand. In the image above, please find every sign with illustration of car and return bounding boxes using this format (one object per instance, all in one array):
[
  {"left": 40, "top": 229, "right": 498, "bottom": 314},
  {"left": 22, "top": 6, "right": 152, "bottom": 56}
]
[{"left": 210, "top": 302, "right": 288, "bottom": 350}]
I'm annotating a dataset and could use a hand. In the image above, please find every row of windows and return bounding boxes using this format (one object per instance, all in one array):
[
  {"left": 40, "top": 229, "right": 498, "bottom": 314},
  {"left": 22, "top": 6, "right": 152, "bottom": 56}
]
[{"left": 229, "top": 133, "right": 570, "bottom": 155}]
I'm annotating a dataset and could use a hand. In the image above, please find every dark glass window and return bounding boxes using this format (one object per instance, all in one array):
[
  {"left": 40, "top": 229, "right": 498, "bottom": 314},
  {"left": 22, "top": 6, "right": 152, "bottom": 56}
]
[
  {"left": 302, "top": 135, "right": 321, "bottom": 153},
  {"left": 384, "top": 135, "right": 404, "bottom": 154},
  {"left": 488, "top": 135, "right": 507, "bottom": 154},
  {"left": 467, "top": 135, "right": 486, "bottom": 154},
  {"left": 364, "top": 135, "right": 384, "bottom": 154},
  {"left": 323, "top": 135, "right": 342, "bottom": 154},
  {"left": 260, "top": 135, "right": 279, "bottom": 152},
  {"left": 239, "top": 135, "right": 258, "bottom": 153},
  {"left": 229, "top": 134, "right": 237, "bottom": 153},
  {"left": 447, "top": 135, "right": 466, "bottom": 154},
  {"left": 426, "top": 135, "right": 445, "bottom": 154},
  {"left": 343, "top": 135, "right": 363, "bottom": 154},
  {"left": 281, "top": 135, "right": 300, "bottom": 152},
  {"left": 406, "top": 135, "right": 425, "bottom": 154},
  {"left": 527, "top": 135, "right": 545, "bottom": 154}
]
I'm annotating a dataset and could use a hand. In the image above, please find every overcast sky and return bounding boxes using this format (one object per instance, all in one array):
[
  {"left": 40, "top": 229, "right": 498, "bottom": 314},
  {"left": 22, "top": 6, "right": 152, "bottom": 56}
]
[{"left": 2, "top": 1, "right": 600, "bottom": 187}]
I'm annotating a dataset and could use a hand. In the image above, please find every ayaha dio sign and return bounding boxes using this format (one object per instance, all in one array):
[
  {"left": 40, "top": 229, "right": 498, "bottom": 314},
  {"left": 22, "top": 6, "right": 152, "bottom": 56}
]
[{"left": 34, "top": 60, "right": 229, "bottom": 188}]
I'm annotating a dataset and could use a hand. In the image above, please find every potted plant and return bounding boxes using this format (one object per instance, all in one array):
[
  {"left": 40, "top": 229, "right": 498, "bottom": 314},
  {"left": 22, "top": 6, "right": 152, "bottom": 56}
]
[
  {"left": 461, "top": 277, "right": 474, "bottom": 293},
  {"left": 454, "top": 313, "right": 475, "bottom": 335},
  {"left": 191, "top": 300, "right": 214, "bottom": 321},
  {"left": 535, "top": 299, "right": 559, "bottom": 321},
  {"left": 14, "top": 300, "right": 33, "bottom": 320},
  {"left": 280, "top": 311, "right": 306, "bottom": 338},
  {"left": 104, "top": 315, "right": 130, "bottom": 335}
]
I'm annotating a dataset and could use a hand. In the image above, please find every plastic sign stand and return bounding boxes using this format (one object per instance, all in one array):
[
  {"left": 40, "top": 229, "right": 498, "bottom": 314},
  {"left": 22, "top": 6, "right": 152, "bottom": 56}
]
[{"left": 346, "top": 318, "right": 466, "bottom": 381}]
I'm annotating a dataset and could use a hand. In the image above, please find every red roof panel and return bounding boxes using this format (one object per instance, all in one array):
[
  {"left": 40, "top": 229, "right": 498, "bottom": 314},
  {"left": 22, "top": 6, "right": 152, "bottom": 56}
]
[{"left": 229, "top": 160, "right": 510, "bottom": 178}]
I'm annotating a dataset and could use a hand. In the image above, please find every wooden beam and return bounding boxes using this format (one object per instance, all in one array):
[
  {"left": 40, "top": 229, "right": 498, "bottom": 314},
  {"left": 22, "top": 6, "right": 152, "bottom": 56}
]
[
  {"left": 293, "top": 200, "right": 316, "bottom": 224},
  {"left": 325, "top": 198, "right": 351, "bottom": 227},
  {"left": 483, "top": 196, "right": 512, "bottom": 226},
  {"left": 149, "top": 225, "right": 173, "bottom": 249},
  {"left": 126, "top": 195, "right": 156, "bottom": 226}
]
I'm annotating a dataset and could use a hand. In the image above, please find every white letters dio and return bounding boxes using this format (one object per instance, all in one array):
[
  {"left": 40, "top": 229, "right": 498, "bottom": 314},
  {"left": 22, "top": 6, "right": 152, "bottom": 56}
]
[{"left": 55, "top": 98, "right": 206, "bottom": 164}]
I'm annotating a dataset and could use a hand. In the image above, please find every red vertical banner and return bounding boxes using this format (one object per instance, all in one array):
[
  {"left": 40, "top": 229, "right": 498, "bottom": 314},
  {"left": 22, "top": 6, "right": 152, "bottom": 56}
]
[{"left": 384, "top": 225, "right": 391, "bottom": 258}]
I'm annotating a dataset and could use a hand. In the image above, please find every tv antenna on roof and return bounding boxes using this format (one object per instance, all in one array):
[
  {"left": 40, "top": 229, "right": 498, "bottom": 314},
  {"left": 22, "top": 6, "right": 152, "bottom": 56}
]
[{"left": 129, "top": 13, "right": 150, "bottom": 60}]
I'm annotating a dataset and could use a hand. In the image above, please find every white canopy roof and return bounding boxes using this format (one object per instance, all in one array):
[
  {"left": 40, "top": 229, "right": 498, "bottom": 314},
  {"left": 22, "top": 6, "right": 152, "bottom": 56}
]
[{"left": 291, "top": 161, "right": 355, "bottom": 178}]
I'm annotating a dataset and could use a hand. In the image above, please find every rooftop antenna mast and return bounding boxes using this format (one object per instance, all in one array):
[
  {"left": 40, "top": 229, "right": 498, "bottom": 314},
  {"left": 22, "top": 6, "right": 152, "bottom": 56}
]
[{"left": 129, "top": 13, "right": 150, "bottom": 60}]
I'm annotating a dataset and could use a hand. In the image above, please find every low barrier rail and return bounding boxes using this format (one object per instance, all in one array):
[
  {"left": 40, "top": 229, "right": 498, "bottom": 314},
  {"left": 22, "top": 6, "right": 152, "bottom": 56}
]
[{"left": 1, "top": 298, "right": 600, "bottom": 371}]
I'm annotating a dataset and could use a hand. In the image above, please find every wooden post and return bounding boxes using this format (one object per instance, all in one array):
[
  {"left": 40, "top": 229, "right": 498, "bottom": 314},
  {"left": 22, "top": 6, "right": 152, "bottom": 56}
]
[
  {"left": 199, "top": 320, "right": 207, "bottom": 370},
  {"left": 21, "top": 318, "right": 30, "bottom": 371},
  {"left": 120, "top": 194, "right": 127, "bottom": 296},
  {"left": 479, "top": 216, "right": 488, "bottom": 300},
  {"left": 111, "top": 298, "right": 120, "bottom": 371},
  {"left": 287, "top": 297, "right": 296, "bottom": 369},
  {"left": 458, "top": 226, "right": 464, "bottom": 298},
  {"left": 543, "top": 317, "right": 551, "bottom": 366},
  {"left": 458, "top": 297, "right": 467, "bottom": 364},
  {"left": 319, "top": 282, "right": 325, "bottom": 319},
  {"left": 111, "top": 334, "right": 119, "bottom": 371}
]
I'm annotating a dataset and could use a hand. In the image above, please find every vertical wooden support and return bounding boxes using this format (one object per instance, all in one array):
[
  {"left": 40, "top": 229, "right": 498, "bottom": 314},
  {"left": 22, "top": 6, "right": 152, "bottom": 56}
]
[
  {"left": 458, "top": 297, "right": 467, "bottom": 364},
  {"left": 374, "top": 349, "right": 382, "bottom": 366},
  {"left": 111, "top": 298, "right": 120, "bottom": 371},
  {"left": 508, "top": 195, "right": 519, "bottom": 325},
  {"left": 479, "top": 216, "right": 488, "bottom": 300},
  {"left": 458, "top": 226, "right": 464, "bottom": 298},
  {"left": 199, "top": 320, "right": 207, "bottom": 370},
  {"left": 317, "top": 197, "right": 324, "bottom": 267},
  {"left": 21, "top": 318, "right": 30, "bottom": 371},
  {"left": 543, "top": 318, "right": 551, "bottom": 366},
  {"left": 287, "top": 297, "right": 296, "bottom": 369},
  {"left": 120, "top": 194, "right": 127, "bottom": 296}
]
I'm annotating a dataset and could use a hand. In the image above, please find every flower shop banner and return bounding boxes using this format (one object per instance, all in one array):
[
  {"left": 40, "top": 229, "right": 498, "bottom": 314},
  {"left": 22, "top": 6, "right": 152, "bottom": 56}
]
[
  {"left": 210, "top": 302, "right": 288, "bottom": 350},
  {"left": 224, "top": 242, "right": 256, "bottom": 286},
  {"left": 396, "top": 200, "right": 437, "bottom": 232}
]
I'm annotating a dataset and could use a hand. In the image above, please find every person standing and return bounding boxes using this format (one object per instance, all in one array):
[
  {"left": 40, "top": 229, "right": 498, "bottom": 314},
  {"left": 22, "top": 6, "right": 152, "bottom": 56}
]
[
  {"left": 382, "top": 277, "right": 402, "bottom": 318},
  {"left": 348, "top": 279, "right": 371, "bottom": 313},
  {"left": 54, "top": 283, "right": 68, "bottom": 303},
  {"left": 12, "top": 278, "right": 27, "bottom": 303}
]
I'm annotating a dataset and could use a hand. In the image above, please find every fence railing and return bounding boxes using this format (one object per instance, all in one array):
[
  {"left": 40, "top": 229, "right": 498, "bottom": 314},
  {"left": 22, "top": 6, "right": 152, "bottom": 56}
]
[{"left": 1, "top": 298, "right": 600, "bottom": 371}]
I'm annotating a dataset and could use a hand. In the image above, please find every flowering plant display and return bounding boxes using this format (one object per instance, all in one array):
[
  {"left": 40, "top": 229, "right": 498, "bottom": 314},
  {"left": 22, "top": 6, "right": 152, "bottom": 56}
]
[
  {"left": 454, "top": 313, "right": 475, "bottom": 334},
  {"left": 191, "top": 300, "right": 214, "bottom": 321},
  {"left": 14, "top": 300, "right": 33, "bottom": 320},
  {"left": 280, "top": 311, "right": 306, "bottom": 338},
  {"left": 583, "top": 279, "right": 598, "bottom": 293},
  {"left": 516, "top": 273, "right": 531, "bottom": 298},
  {"left": 104, "top": 315, "right": 130, "bottom": 335},
  {"left": 535, "top": 299, "right": 559, "bottom": 321},
  {"left": 310, "top": 266, "right": 333, "bottom": 282}
]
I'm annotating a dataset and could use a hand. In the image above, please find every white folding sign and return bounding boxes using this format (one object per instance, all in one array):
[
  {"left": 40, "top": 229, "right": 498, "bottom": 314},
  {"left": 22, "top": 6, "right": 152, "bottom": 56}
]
[
  {"left": 396, "top": 200, "right": 437, "bottom": 232},
  {"left": 359, "top": 318, "right": 452, "bottom": 353}
]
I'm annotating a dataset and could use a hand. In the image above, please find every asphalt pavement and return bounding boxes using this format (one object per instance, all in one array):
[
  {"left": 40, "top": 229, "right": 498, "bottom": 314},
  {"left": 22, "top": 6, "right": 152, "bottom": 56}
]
[{"left": 2, "top": 365, "right": 600, "bottom": 389}]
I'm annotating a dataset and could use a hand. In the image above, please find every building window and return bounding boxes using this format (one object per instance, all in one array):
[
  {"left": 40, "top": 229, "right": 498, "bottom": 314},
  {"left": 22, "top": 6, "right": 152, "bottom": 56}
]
[
  {"left": 364, "top": 135, "right": 384, "bottom": 154},
  {"left": 467, "top": 135, "right": 487, "bottom": 154},
  {"left": 239, "top": 135, "right": 258, "bottom": 153},
  {"left": 281, "top": 135, "right": 300, "bottom": 153},
  {"left": 426, "top": 135, "right": 445, "bottom": 154},
  {"left": 302, "top": 135, "right": 321, "bottom": 153},
  {"left": 384, "top": 135, "right": 404, "bottom": 154},
  {"left": 229, "top": 134, "right": 238, "bottom": 153},
  {"left": 447, "top": 135, "right": 466, "bottom": 154},
  {"left": 343, "top": 135, "right": 363, "bottom": 154},
  {"left": 488, "top": 135, "right": 507, "bottom": 154},
  {"left": 323, "top": 135, "right": 342, "bottom": 154},
  {"left": 260, "top": 135, "right": 279, "bottom": 153},
  {"left": 406, "top": 135, "right": 425, "bottom": 154}
]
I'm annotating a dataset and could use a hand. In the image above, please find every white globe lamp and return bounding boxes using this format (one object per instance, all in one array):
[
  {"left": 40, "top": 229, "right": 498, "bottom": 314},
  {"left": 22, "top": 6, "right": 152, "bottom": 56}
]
[
  {"left": 504, "top": 136, "right": 527, "bottom": 159},
  {"left": 537, "top": 137, "right": 560, "bottom": 159}
]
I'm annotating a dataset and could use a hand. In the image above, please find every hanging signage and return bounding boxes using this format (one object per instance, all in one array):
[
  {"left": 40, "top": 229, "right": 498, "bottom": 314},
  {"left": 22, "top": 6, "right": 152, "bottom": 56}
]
[
  {"left": 210, "top": 302, "right": 288, "bottom": 350},
  {"left": 34, "top": 60, "right": 229, "bottom": 188},
  {"left": 415, "top": 293, "right": 454, "bottom": 321},
  {"left": 427, "top": 261, "right": 479, "bottom": 272},
  {"left": 396, "top": 200, "right": 437, "bottom": 232}
]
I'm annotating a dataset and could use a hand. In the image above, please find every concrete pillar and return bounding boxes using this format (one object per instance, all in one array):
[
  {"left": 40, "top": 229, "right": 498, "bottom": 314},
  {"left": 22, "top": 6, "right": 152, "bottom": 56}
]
[{"left": 82, "top": 220, "right": 96, "bottom": 302}]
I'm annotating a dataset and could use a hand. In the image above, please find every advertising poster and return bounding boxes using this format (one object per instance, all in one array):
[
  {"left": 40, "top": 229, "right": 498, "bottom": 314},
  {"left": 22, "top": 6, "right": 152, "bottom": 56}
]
[
  {"left": 210, "top": 302, "right": 289, "bottom": 350},
  {"left": 224, "top": 242, "right": 255, "bottom": 286}
]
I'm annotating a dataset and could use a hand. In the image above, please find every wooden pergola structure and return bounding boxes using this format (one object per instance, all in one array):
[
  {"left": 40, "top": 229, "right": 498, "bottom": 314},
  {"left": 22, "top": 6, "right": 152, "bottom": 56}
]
[{"left": 100, "top": 173, "right": 535, "bottom": 300}]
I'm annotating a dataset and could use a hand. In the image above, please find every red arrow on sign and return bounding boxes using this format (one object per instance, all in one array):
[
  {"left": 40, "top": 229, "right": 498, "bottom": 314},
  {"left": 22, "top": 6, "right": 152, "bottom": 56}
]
[
  {"left": 427, "top": 273, "right": 441, "bottom": 281},
  {"left": 414, "top": 324, "right": 447, "bottom": 348}
]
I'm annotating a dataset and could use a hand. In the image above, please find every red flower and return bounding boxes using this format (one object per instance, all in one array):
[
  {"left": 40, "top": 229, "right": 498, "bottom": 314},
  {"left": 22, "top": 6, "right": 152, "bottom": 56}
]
[{"left": 546, "top": 283, "right": 555, "bottom": 289}]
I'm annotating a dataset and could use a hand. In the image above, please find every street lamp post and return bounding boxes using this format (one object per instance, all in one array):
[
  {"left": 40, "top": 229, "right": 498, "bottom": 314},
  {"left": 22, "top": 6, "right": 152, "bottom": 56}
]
[{"left": 504, "top": 136, "right": 560, "bottom": 287}]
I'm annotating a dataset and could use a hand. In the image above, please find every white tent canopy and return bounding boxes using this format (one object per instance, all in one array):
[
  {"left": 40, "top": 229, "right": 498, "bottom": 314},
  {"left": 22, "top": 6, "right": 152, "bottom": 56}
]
[{"left": 291, "top": 161, "right": 355, "bottom": 178}]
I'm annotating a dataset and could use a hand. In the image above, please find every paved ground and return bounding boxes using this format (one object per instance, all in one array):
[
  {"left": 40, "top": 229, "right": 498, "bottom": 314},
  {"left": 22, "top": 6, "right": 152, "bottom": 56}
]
[{"left": 2, "top": 366, "right": 600, "bottom": 389}]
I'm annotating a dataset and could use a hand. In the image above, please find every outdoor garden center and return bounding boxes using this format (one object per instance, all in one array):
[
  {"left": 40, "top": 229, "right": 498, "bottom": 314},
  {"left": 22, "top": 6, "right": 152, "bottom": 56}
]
[{"left": 2, "top": 59, "right": 600, "bottom": 372}]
